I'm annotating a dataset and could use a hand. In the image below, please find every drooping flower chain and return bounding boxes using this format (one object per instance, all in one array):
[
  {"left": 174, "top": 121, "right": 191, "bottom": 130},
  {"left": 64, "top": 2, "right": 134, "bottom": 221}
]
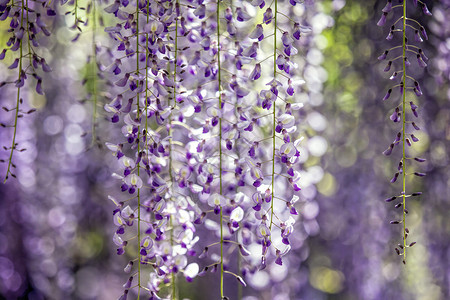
[
  {"left": 377, "top": 0, "right": 430, "bottom": 264},
  {"left": 0, "top": 0, "right": 57, "bottom": 181},
  {"left": 104, "top": 0, "right": 307, "bottom": 298},
  {"left": 235, "top": 0, "right": 305, "bottom": 270},
  {"left": 104, "top": 1, "right": 202, "bottom": 298},
  {"left": 182, "top": 0, "right": 307, "bottom": 298}
]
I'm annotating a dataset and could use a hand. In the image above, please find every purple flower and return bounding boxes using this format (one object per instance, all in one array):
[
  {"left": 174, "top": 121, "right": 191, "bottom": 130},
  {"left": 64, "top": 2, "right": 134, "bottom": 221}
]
[
  {"left": 284, "top": 45, "right": 298, "bottom": 56},
  {"left": 410, "top": 101, "right": 418, "bottom": 117},
  {"left": 287, "top": 85, "right": 294, "bottom": 96},
  {"left": 36, "top": 79, "right": 43, "bottom": 95},
  {"left": 111, "top": 114, "right": 119, "bottom": 123},
  {"left": 115, "top": 73, "right": 130, "bottom": 87},
  {"left": 404, "top": 57, "right": 411, "bottom": 67},
  {"left": 418, "top": 49, "right": 428, "bottom": 61},
  {"left": 251, "top": 0, "right": 265, "bottom": 8},
  {"left": 414, "top": 81, "right": 423, "bottom": 96},
  {"left": 41, "top": 58, "right": 52, "bottom": 72},
  {"left": 193, "top": 5, "right": 206, "bottom": 19},
  {"left": 417, "top": 54, "right": 427, "bottom": 68},
  {"left": 386, "top": 30, "right": 394, "bottom": 40},
  {"left": 224, "top": 7, "right": 232, "bottom": 21},
  {"left": 390, "top": 107, "right": 400, "bottom": 123},
  {"left": 385, "top": 196, "right": 397, "bottom": 202},
  {"left": 8, "top": 58, "right": 19, "bottom": 69},
  {"left": 383, "top": 89, "right": 392, "bottom": 101},
  {"left": 200, "top": 36, "right": 211, "bottom": 50},
  {"left": 389, "top": 72, "right": 398, "bottom": 80},
  {"left": 378, "top": 50, "right": 388, "bottom": 60},
  {"left": 377, "top": 12, "right": 388, "bottom": 27},
  {"left": 414, "top": 30, "right": 423, "bottom": 42},
  {"left": 15, "top": 27, "right": 24, "bottom": 40},
  {"left": 420, "top": 26, "right": 428, "bottom": 40},
  {"left": 293, "top": 23, "right": 301, "bottom": 40},
  {"left": 282, "top": 32, "right": 293, "bottom": 47},
  {"left": 10, "top": 39, "right": 20, "bottom": 51},
  {"left": 382, "top": 0, "right": 392, "bottom": 13},
  {"left": 263, "top": 8, "right": 273, "bottom": 24},
  {"left": 390, "top": 172, "right": 399, "bottom": 183},
  {"left": 46, "top": 8, "right": 56, "bottom": 16},
  {"left": 276, "top": 54, "right": 285, "bottom": 70},
  {"left": 421, "top": 3, "right": 432, "bottom": 16},
  {"left": 236, "top": 7, "right": 251, "bottom": 22},
  {"left": 249, "top": 63, "right": 261, "bottom": 80},
  {"left": 383, "top": 143, "right": 394, "bottom": 156},
  {"left": 227, "top": 22, "right": 236, "bottom": 36},
  {"left": 104, "top": 1, "right": 120, "bottom": 14},
  {"left": 250, "top": 24, "right": 264, "bottom": 41},
  {"left": 414, "top": 87, "right": 423, "bottom": 97},
  {"left": 243, "top": 42, "right": 259, "bottom": 58},
  {"left": 394, "top": 132, "right": 401, "bottom": 144}
]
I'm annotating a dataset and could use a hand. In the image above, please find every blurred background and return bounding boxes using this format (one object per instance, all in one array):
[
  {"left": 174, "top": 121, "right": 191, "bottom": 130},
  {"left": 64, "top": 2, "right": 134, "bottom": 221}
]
[{"left": 0, "top": 0, "right": 449, "bottom": 299}]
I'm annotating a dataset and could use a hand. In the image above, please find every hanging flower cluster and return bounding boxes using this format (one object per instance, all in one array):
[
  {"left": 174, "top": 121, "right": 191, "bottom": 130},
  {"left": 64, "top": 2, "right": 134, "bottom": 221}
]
[
  {"left": 377, "top": 0, "right": 431, "bottom": 264},
  {"left": 2, "top": 0, "right": 449, "bottom": 299},
  {"left": 0, "top": 0, "right": 58, "bottom": 181},
  {"left": 103, "top": 0, "right": 309, "bottom": 298}
]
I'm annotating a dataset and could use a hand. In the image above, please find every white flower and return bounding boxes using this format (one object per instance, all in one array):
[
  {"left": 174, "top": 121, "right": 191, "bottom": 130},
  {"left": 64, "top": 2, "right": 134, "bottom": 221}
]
[
  {"left": 230, "top": 207, "right": 244, "bottom": 223},
  {"left": 184, "top": 263, "right": 199, "bottom": 281},
  {"left": 124, "top": 174, "right": 143, "bottom": 188}
]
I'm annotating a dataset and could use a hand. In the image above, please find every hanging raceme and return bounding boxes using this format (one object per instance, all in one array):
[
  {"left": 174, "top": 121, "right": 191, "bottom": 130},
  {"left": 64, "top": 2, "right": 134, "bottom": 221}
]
[
  {"left": 104, "top": 1, "right": 203, "bottom": 299},
  {"left": 0, "top": 0, "right": 309, "bottom": 298},
  {"left": 377, "top": 0, "right": 430, "bottom": 264},
  {"left": 0, "top": 0, "right": 57, "bottom": 181},
  {"left": 104, "top": 0, "right": 308, "bottom": 298}
]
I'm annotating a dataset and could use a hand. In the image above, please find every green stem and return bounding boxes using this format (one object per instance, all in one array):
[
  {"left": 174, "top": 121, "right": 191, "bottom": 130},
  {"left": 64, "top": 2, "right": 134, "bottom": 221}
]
[
  {"left": 401, "top": 0, "right": 407, "bottom": 264},
  {"left": 135, "top": 2, "right": 141, "bottom": 298},
  {"left": 170, "top": 4, "right": 179, "bottom": 299},
  {"left": 269, "top": 0, "right": 278, "bottom": 232},
  {"left": 217, "top": 0, "right": 224, "bottom": 298}
]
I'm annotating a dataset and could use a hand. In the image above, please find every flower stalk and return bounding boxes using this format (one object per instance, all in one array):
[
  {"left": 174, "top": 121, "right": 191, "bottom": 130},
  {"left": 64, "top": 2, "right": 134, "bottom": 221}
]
[
  {"left": 401, "top": 0, "right": 407, "bottom": 264},
  {"left": 169, "top": 2, "right": 179, "bottom": 298},
  {"left": 378, "top": 0, "right": 430, "bottom": 264},
  {"left": 269, "top": 0, "right": 278, "bottom": 233},
  {"left": 216, "top": 0, "right": 224, "bottom": 297},
  {"left": 135, "top": 2, "right": 142, "bottom": 298}
]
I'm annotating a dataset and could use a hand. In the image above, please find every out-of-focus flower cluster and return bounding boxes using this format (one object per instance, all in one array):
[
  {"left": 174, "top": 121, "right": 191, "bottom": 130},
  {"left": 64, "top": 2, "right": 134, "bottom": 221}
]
[{"left": 1, "top": 0, "right": 449, "bottom": 300}]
